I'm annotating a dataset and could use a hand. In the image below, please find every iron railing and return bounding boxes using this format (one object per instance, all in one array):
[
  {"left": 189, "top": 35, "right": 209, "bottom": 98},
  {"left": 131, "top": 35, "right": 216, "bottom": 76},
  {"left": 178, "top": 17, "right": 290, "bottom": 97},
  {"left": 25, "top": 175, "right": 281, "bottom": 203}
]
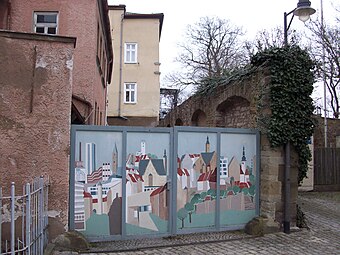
[{"left": 0, "top": 177, "right": 48, "bottom": 255}]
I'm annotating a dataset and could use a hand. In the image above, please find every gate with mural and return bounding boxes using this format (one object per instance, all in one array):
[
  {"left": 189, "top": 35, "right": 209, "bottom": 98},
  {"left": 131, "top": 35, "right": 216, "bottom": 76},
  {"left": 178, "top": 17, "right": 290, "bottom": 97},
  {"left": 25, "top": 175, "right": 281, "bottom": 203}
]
[{"left": 69, "top": 125, "right": 259, "bottom": 241}]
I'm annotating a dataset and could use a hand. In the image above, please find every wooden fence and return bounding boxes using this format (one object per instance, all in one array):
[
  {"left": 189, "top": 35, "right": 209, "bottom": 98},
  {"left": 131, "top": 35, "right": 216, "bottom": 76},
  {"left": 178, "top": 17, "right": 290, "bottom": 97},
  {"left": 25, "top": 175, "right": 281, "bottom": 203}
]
[{"left": 314, "top": 148, "right": 340, "bottom": 191}]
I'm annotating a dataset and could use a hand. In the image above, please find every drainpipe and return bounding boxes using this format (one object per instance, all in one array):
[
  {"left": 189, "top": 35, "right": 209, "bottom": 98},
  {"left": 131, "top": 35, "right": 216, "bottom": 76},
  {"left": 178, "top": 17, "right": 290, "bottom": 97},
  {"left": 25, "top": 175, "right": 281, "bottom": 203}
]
[
  {"left": 118, "top": 12, "right": 124, "bottom": 117},
  {"left": 105, "top": 56, "right": 113, "bottom": 125},
  {"left": 7, "top": 0, "right": 11, "bottom": 30}
]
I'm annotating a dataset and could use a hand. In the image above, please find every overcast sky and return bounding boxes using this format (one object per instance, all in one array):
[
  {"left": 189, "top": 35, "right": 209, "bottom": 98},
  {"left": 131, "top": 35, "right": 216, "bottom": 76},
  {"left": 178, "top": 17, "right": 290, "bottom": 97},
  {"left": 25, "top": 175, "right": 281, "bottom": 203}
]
[{"left": 108, "top": 0, "right": 337, "bottom": 93}]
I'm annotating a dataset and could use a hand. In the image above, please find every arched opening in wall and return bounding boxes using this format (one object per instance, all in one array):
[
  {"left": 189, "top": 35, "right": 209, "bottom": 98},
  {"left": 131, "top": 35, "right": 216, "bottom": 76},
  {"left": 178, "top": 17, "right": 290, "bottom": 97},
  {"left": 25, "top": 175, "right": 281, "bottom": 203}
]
[
  {"left": 216, "top": 96, "right": 251, "bottom": 128},
  {"left": 175, "top": 118, "right": 183, "bottom": 126},
  {"left": 191, "top": 109, "right": 207, "bottom": 126}
]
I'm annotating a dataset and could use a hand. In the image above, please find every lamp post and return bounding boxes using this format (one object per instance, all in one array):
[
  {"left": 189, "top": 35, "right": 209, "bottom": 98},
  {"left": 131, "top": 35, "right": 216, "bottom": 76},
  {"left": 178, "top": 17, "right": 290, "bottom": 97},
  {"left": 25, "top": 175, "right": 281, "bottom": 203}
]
[{"left": 283, "top": 0, "right": 315, "bottom": 234}]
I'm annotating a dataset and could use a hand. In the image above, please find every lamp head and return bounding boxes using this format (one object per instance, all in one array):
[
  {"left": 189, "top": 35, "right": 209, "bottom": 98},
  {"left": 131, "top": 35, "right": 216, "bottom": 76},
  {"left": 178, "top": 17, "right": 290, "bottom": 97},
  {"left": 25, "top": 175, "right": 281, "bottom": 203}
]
[{"left": 293, "top": 0, "right": 316, "bottom": 22}]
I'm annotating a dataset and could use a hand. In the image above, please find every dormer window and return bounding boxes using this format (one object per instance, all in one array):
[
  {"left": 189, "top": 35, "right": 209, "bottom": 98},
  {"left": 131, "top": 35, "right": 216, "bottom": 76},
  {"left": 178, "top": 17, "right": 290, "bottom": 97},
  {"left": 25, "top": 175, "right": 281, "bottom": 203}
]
[{"left": 34, "top": 12, "right": 58, "bottom": 35}]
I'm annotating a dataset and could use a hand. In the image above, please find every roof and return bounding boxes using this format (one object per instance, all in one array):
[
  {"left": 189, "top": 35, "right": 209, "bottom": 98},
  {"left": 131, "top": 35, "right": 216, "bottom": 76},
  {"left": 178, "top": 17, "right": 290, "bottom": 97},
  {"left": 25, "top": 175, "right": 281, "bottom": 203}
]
[
  {"left": 177, "top": 168, "right": 189, "bottom": 176},
  {"left": 201, "top": 152, "right": 214, "bottom": 165},
  {"left": 138, "top": 159, "right": 166, "bottom": 176},
  {"left": 197, "top": 169, "right": 217, "bottom": 182},
  {"left": 135, "top": 154, "right": 149, "bottom": 163},
  {"left": 108, "top": 5, "right": 164, "bottom": 40},
  {"left": 150, "top": 183, "right": 167, "bottom": 196},
  {"left": 127, "top": 173, "right": 144, "bottom": 183},
  {"left": 98, "top": 0, "right": 113, "bottom": 83}
]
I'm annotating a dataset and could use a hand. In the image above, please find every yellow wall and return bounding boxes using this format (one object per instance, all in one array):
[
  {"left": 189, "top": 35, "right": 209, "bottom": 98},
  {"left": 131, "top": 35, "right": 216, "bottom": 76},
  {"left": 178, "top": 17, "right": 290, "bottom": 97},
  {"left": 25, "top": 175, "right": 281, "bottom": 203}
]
[{"left": 108, "top": 9, "right": 161, "bottom": 119}]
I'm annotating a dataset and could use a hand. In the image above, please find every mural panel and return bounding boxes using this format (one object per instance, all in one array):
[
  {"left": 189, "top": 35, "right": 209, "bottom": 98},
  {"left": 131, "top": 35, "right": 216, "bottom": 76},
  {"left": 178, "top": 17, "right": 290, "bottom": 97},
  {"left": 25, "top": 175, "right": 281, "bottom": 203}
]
[
  {"left": 73, "top": 131, "right": 123, "bottom": 236},
  {"left": 177, "top": 133, "right": 218, "bottom": 230},
  {"left": 70, "top": 127, "right": 259, "bottom": 239},
  {"left": 219, "top": 133, "right": 257, "bottom": 226},
  {"left": 125, "top": 132, "right": 170, "bottom": 235}
]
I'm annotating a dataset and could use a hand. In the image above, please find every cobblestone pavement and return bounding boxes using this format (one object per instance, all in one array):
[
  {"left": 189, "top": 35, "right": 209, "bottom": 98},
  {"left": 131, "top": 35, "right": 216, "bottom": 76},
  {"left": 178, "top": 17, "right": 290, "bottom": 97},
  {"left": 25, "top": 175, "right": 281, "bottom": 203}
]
[{"left": 75, "top": 191, "right": 340, "bottom": 255}]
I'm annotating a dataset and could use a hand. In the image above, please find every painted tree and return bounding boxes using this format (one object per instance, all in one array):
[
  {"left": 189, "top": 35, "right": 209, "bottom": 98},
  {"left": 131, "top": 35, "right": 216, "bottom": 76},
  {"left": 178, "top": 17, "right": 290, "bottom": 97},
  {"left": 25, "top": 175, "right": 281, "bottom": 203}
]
[
  {"left": 220, "top": 189, "right": 226, "bottom": 199},
  {"left": 184, "top": 202, "right": 195, "bottom": 223},
  {"left": 248, "top": 185, "right": 256, "bottom": 203},
  {"left": 177, "top": 208, "right": 188, "bottom": 229},
  {"left": 230, "top": 176, "right": 235, "bottom": 187},
  {"left": 242, "top": 187, "right": 249, "bottom": 196},
  {"left": 207, "top": 189, "right": 217, "bottom": 200},
  {"left": 232, "top": 185, "right": 240, "bottom": 194},
  {"left": 191, "top": 193, "right": 202, "bottom": 204}
]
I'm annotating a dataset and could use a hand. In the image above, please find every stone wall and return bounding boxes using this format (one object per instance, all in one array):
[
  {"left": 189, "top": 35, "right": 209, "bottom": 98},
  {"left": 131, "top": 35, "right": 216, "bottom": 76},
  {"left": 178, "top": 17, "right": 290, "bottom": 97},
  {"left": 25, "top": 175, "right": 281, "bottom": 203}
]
[
  {"left": 0, "top": 31, "right": 76, "bottom": 237},
  {"left": 159, "top": 68, "right": 299, "bottom": 231}
]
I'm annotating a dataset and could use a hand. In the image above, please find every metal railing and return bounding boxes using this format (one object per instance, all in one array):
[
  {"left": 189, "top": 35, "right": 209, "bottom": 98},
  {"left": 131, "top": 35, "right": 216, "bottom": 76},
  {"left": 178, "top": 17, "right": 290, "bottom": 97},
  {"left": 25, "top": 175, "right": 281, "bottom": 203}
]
[{"left": 0, "top": 177, "right": 49, "bottom": 255}]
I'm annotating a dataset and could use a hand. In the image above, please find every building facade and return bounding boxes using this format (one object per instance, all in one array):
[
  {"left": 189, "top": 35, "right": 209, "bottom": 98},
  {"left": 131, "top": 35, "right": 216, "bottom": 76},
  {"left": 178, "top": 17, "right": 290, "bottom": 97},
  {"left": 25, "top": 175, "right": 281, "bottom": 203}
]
[
  {"left": 0, "top": 0, "right": 113, "bottom": 238},
  {"left": 107, "top": 5, "right": 164, "bottom": 126},
  {"left": 1, "top": 0, "right": 113, "bottom": 125}
]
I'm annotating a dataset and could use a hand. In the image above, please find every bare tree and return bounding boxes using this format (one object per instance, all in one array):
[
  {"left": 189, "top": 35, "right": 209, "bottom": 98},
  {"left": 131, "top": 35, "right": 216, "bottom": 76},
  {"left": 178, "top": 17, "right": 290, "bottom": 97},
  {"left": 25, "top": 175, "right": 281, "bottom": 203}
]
[
  {"left": 306, "top": 15, "right": 340, "bottom": 118},
  {"left": 244, "top": 27, "right": 302, "bottom": 59},
  {"left": 165, "top": 16, "right": 246, "bottom": 96}
]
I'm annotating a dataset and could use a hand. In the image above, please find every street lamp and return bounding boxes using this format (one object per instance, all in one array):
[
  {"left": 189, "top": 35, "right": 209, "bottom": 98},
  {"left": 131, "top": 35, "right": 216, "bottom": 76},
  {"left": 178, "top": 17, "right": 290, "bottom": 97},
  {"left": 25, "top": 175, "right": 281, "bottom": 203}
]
[{"left": 282, "top": 0, "right": 315, "bottom": 235}]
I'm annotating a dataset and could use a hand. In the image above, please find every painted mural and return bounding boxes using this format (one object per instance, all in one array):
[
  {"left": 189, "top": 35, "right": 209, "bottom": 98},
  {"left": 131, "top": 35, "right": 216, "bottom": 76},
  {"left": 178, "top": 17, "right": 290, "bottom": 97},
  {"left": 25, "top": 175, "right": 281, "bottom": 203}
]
[
  {"left": 73, "top": 131, "right": 123, "bottom": 236},
  {"left": 219, "top": 133, "right": 257, "bottom": 226},
  {"left": 176, "top": 133, "right": 257, "bottom": 230},
  {"left": 71, "top": 128, "right": 257, "bottom": 237},
  {"left": 125, "top": 132, "right": 170, "bottom": 235}
]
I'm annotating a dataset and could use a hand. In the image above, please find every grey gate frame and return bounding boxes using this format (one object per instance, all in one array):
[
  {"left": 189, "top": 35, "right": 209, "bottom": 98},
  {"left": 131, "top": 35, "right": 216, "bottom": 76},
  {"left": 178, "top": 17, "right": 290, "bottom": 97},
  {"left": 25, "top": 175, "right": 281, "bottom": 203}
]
[{"left": 69, "top": 125, "right": 260, "bottom": 242}]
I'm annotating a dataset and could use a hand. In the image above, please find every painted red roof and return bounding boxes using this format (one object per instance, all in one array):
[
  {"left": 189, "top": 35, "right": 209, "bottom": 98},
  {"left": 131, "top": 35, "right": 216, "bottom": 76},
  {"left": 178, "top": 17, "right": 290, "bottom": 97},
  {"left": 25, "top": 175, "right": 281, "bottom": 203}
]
[
  {"left": 240, "top": 165, "right": 244, "bottom": 174},
  {"left": 177, "top": 168, "right": 190, "bottom": 176},
  {"left": 135, "top": 154, "right": 149, "bottom": 162},
  {"left": 83, "top": 191, "right": 92, "bottom": 198},
  {"left": 183, "top": 168, "right": 189, "bottom": 176},
  {"left": 190, "top": 154, "right": 200, "bottom": 158},
  {"left": 150, "top": 184, "right": 167, "bottom": 196},
  {"left": 198, "top": 172, "right": 210, "bottom": 182}
]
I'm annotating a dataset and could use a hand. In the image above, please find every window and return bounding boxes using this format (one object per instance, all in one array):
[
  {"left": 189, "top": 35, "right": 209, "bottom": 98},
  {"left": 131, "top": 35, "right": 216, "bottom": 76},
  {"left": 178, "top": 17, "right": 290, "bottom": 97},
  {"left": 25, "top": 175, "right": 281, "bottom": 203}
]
[
  {"left": 148, "top": 173, "right": 153, "bottom": 186},
  {"left": 34, "top": 12, "right": 58, "bottom": 35},
  {"left": 124, "top": 43, "right": 137, "bottom": 63},
  {"left": 124, "top": 83, "right": 137, "bottom": 103}
]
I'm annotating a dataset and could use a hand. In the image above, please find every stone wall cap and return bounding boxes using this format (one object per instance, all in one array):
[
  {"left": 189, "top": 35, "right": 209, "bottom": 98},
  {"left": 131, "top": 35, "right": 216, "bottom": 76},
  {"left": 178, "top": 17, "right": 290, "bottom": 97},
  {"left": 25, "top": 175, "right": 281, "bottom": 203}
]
[{"left": 0, "top": 30, "right": 77, "bottom": 48}]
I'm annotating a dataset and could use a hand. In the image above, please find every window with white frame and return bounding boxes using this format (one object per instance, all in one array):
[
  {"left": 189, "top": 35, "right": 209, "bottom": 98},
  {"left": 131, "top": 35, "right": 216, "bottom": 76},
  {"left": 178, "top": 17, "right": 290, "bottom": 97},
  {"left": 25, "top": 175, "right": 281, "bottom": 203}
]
[
  {"left": 124, "top": 83, "right": 137, "bottom": 103},
  {"left": 34, "top": 12, "right": 58, "bottom": 35},
  {"left": 124, "top": 43, "right": 137, "bottom": 63}
]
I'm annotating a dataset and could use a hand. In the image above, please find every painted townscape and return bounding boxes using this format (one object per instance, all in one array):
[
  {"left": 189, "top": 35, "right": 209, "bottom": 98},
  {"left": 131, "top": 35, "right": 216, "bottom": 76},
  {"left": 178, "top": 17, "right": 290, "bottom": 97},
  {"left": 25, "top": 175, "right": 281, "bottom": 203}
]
[
  {"left": 73, "top": 132, "right": 256, "bottom": 236},
  {"left": 177, "top": 135, "right": 256, "bottom": 229},
  {"left": 73, "top": 132, "right": 170, "bottom": 236}
]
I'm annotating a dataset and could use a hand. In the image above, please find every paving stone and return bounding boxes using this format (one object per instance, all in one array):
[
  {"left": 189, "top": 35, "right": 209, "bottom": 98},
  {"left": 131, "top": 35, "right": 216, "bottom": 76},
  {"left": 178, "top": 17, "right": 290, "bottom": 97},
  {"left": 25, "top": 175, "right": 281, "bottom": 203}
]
[{"left": 72, "top": 192, "right": 340, "bottom": 255}]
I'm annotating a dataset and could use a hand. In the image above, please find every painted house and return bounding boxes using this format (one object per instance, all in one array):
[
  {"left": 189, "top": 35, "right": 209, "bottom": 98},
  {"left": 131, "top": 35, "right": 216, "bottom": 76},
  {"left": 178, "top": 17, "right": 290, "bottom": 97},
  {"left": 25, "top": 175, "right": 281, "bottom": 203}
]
[
  {"left": 150, "top": 183, "right": 168, "bottom": 220},
  {"left": 138, "top": 159, "right": 167, "bottom": 192}
]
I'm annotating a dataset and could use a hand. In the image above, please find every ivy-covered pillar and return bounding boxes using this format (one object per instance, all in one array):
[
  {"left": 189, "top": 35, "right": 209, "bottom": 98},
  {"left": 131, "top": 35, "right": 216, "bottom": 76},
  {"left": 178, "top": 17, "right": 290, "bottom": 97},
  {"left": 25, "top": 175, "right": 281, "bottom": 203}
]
[{"left": 253, "top": 46, "right": 315, "bottom": 232}]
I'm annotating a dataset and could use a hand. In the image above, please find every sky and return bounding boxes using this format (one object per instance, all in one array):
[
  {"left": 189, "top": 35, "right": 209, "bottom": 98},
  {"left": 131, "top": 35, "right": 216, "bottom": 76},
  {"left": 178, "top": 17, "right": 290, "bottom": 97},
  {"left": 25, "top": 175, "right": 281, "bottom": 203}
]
[
  {"left": 108, "top": 0, "right": 338, "bottom": 110},
  {"left": 108, "top": 0, "right": 337, "bottom": 84}
]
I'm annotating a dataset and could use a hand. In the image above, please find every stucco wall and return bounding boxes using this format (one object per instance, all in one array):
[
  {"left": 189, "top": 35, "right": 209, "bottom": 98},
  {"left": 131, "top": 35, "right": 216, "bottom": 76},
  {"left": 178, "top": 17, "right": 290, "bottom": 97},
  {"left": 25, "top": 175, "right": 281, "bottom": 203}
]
[
  {"left": 107, "top": 8, "right": 161, "bottom": 124},
  {"left": 0, "top": 31, "right": 75, "bottom": 235}
]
